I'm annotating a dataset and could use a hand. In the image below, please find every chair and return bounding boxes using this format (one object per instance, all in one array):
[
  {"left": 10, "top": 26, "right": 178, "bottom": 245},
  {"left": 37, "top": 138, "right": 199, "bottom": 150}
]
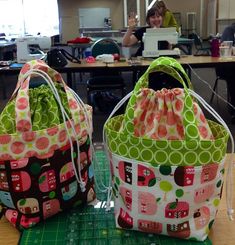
[
  {"left": 87, "top": 38, "right": 126, "bottom": 111},
  {"left": 188, "top": 33, "right": 211, "bottom": 56},
  {"left": 209, "top": 67, "right": 229, "bottom": 104}
]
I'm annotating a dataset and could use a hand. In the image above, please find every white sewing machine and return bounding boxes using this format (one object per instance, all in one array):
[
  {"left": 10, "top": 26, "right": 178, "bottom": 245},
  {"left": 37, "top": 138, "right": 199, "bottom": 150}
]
[
  {"left": 16, "top": 36, "right": 51, "bottom": 63},
  {"left": 142, "top": 27, "right": 180, "bottom": 57}
]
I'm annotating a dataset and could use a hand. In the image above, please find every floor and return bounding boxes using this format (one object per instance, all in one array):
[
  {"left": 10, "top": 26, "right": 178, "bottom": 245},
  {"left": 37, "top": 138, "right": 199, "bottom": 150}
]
[{"left": 0, "top": 65, "right": 234, "bottom": 151}]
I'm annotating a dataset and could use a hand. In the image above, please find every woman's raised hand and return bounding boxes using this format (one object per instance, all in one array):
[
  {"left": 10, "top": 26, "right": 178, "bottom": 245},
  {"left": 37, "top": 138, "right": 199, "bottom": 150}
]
[{"left": 128, "top": 12, "right": 138, "bottom": 29}]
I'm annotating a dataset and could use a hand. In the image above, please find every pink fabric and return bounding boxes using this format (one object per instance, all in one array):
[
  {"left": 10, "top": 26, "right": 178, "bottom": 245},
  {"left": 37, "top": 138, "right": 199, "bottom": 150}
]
[{"left": 133, "top": 88, "right": 213, "bottom": 140}]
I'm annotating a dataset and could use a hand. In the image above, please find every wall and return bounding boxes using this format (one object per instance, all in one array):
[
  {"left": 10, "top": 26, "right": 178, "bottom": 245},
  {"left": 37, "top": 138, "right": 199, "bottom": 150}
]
[
  {"left": 58, "top": 0, "right": 207, "bottom": 42},
  {"left": 217, "top": 0, "right": 235, "bottom": 33},
  {"left": 58, "top": 0, "right": 123, "bottom": 42}
]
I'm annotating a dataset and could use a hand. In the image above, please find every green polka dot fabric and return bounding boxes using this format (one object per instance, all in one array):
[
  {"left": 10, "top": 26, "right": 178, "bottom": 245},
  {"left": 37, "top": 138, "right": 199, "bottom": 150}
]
[
  {"left": 0, "top": 60, "right": 95, "bottom": 229},
  {"left": 104, "top": 57, "right": 229, "bottom": 241},
  {"left": 105, "top": 57, "right": 229, "bottom": 167}
]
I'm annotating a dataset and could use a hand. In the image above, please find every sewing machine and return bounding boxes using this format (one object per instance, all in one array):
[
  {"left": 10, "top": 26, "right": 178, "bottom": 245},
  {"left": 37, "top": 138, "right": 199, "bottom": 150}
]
[
  {"left": 16, "top": 36, "right": 51, "bottom": 63},
  {"left": 142, "top": 27, "right": 180, "bottom": 57}
]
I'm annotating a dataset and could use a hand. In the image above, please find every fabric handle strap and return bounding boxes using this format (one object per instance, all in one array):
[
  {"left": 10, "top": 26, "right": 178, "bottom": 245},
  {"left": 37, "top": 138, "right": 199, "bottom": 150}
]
[
  {"left": 122, "top": 57, "right": 199, "bottom": 140},
  {"left": 15, "top": 67, "right": 81, "bottom": 133}
]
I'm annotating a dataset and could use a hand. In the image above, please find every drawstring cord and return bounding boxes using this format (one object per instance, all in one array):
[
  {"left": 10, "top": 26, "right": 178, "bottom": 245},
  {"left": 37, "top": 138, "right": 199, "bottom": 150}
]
[
  {"left": 21, "top": 69, "right": 86, "bottom": 191},
  {"left": 189, "top": 89, "right": 234, "bottom": 220},
  {"left": 68, "top": 88, "right": 109, "bottom": 193},
  {"left": 103, "top": 91, "right": 133, "bottom": 211}
]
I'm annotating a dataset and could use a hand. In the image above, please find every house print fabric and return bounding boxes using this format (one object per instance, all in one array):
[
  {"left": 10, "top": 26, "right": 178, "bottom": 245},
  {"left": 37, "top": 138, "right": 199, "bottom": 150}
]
[
  {"left": 0, "top": 60, "right": 95, "bottom": 229},
  {"left": 104, "top": 57, "right": 229, "bottom": 241}
]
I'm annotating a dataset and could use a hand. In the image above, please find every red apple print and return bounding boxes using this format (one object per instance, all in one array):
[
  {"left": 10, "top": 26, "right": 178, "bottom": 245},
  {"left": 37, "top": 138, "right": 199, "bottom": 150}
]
[
  {"left": 49, "top": 144, "right": 59, "bottom": 152},
  {"left": 79, "top": 113, "right": 85, "bottom": 122},
  {"left": 21, "top": 80, "right": 29, "bottom": 89},
  {"left": 193, "top": 103, "right": 198, "bottom": 115},
  {"left": 140, "top": 110, "right": 147, "bottom": 122},
  {"left": 55, "top": 73, "right": 62, "bottom": 82},
  {"left": 0, "top": 153, "right": 13, "bottom": 160},
  {"left": 36, "top": 137, "right": 50, "bottom": 150},
  {"left": 58, "top": 129, "right": 67, "bottom": 142},
  {"left": 200, "top": 113, "right": 206, "bottom": 123},
  {"left": 20, "top": 63, "right": 31, "bottom": 74},
  {"left": 158, "top": 125, "right": 167, "bottom": 138},
  {"left": 81, "top": 129, "right": 88, "bottom": 137},
  {"left": 25, "top": 151, "right": 37, "bottom": 158},
  {"left": 69, "top": 99, "right": 78, "bottom": 109},
  {"left": 177, "top": 124, "right": 184, "bottom": 138},
  {"left": 22, "top": 131, "right": 36, "bottom": 142},
  {"left": 141, "top": 125, "right": 145, "bottom": 136},
  {"left": 47, "top": 126, "right": 59, "bottom": 136},
  {"left": 175, "top": 99, "right": 183, "bottom": 111},
  {"left": 11, "top": 142, "right": 25, "bottom": 154},
  {"left": 74, "top": 124, "right": 81, "bottom": 134},
  {"left": 16, "top": 120, "right": 31, "bottom": 132},
  {"left": 35, "top": 65, "right": 48, "bottom": 73},
  {"left": 134, "top": 128, "right": 140, "bottom": 137},
  {"left": 140, "top": 97, "right": 150, "bottom": 109},
  {"left": 198, "top": 126, "right": 208, "bottom": 139},
  {"left": 0, "top": 135, "right": 11, "bottom": 144},
  {"left": 147, "top": 113, "right": 155, "bottom": 125},
  {"left": 173, "top": 88, "right": 183, "bottom": 95},
  {"left": 16, "top": 97, "right": 28, "bottom": 110},
  {"left": 167, "top": 111, "right": 176, "bottom": 125}
]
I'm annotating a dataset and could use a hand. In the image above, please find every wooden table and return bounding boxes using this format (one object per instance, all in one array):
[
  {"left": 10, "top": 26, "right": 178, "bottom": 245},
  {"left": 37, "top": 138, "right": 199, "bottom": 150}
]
[
  {"left": 0, "top": 154, "right": 234, "bottom": 245},
  {"left": 1, "top": 55, "right": 235, "bottom": 99}
]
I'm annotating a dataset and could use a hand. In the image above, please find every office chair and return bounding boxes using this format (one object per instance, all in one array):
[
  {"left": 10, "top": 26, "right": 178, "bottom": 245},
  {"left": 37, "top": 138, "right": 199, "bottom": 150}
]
[
  {"left": 86, "top": 38, "right": 126, "bottom": 112},
  {"left": 209, "top": 67, "right": 229, "bottom": 104},
  {"left": 189, "top": 33, "right": 211, "bottom": 56}
]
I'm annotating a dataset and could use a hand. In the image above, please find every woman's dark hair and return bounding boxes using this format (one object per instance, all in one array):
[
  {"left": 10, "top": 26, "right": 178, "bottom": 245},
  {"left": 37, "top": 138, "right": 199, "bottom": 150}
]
[{"left": 146, "top": 7, "right": 162, "bottom": 25}]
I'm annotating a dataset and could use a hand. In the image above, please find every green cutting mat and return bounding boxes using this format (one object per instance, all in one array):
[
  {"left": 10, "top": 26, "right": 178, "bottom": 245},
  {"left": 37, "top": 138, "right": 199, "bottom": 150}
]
[{"left": 20, "top": 144, "right": 212, "bottom": 245}]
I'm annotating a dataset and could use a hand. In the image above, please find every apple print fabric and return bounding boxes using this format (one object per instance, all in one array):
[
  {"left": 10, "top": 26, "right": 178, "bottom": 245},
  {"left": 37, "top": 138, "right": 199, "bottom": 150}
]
[
  {"left": 104, "top": 57, "right": 229, "bottom": 241},
  {"left": 110, "top": 154, "right": 225, "bottom": 241},
  {"left": 0, "top": 60, "right": 95, "bottom": 230}
]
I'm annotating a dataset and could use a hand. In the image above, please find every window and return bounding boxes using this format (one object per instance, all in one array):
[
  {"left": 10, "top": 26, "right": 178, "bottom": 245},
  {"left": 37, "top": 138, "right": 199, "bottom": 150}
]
[
  {"left": 123, "top": 0, "right": 140, "bottom": 27},
  {"left": 0, "top": 0, "right": 59, "bottom": 37}
]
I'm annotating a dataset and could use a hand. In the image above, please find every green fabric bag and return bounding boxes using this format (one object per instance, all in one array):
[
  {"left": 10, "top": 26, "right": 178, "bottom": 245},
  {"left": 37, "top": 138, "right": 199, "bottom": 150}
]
[
  {"left": 0, "top": 60, "right": 95, "bottom": 230},
  {"left": 104, "top": 57, "right": 234, "bottom": 241},
  {"left": 0, "top": 84, "right": 71, "bottom": 134}
]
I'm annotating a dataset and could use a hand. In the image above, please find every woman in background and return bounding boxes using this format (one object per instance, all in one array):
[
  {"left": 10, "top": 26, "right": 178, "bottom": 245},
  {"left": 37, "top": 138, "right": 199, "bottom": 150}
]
[
  {"left": 156, "top": 0, "right": 178, "bottom": 32},
  {"left": 122, "top": 7, "right": 165, "bottom": 56}
]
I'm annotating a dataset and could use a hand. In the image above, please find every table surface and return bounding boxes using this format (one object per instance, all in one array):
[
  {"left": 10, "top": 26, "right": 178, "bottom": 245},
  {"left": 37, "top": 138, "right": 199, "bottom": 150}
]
[
  {"left": 0, "top": 154, "right": 235, "bottom": 245},
  {"left": 1, "top": 55, "right": 235, "bottom": 74}
]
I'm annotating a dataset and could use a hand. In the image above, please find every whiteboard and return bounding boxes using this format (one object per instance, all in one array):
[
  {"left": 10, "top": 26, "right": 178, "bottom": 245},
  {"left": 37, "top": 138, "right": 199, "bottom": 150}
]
[{"left": 78, "top": 8, "right": 110, "bottom": 28}]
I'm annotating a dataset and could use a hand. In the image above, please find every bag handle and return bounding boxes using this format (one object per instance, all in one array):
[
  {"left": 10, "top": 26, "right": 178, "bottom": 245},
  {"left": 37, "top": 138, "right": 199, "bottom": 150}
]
[
  {"left": 121, "top": 57, "right": 200, "bottom": 141},
  {"left": 16, "top": 66, "right": 92, "bottom": 191},
  {"left": 134, "top": 56, "right": 192, "bottom": 93},
  {"left": 60, "top": 49, "right": 81, "bottom": 64},
  {"left": 12, "top": 60, "right": 65, "bottom": 98},
  {"left": 14, "top": 60, "right": 87, "bottom": 133}
]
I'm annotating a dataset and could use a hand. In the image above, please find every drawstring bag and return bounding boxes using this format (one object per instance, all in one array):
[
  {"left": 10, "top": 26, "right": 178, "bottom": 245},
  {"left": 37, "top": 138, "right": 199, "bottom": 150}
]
[
  {"left": 0, "top": 60, "right": 95, "bottom": 229},
  {"left": 104, "top": 57, "right": 234, "bottom": 241}
]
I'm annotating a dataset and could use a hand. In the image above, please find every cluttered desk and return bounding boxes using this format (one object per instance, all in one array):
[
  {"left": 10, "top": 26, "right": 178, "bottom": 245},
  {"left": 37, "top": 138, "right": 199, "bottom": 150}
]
[{"left": 67, "top": 29, "right": 193, "bottom": 59}]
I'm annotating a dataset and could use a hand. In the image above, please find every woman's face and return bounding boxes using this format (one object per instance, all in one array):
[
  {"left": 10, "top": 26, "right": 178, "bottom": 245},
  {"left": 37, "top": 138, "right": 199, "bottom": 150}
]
[{"left": 149, "top": 14, "right": 162, "bottom": 28}]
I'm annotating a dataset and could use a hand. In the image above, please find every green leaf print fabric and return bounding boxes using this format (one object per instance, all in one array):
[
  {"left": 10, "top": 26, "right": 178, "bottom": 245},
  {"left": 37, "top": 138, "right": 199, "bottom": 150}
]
[{"left": 0, "top": 84, "right": 71, "bottom": 134}]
